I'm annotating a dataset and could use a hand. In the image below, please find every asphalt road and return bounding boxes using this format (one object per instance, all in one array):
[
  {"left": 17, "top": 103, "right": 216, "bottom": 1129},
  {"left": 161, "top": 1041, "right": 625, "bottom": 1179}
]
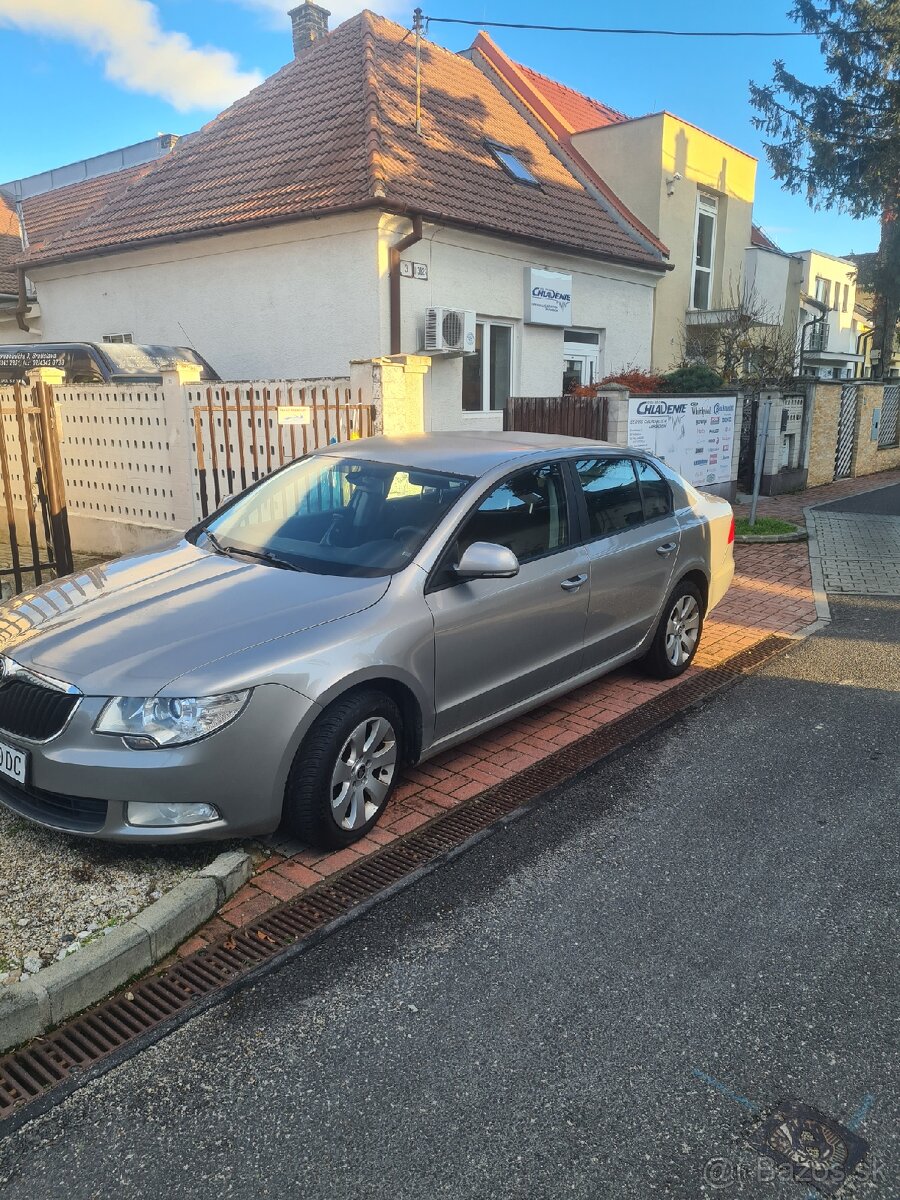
[
  {"left": 1, "top": 599, "right": 898, "bottom": 1199},
  {"left": 818, "top": 481, "right": 900, "bottom": 515}
]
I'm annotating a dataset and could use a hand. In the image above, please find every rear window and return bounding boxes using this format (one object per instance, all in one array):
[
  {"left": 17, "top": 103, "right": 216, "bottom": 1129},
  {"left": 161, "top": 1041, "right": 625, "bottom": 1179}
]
[{"left": 635, "top": 460, "right": 673, "bottom": 520}]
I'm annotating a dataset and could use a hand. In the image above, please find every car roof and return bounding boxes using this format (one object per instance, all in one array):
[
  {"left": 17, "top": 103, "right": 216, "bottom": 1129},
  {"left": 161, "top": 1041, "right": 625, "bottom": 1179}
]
[{"left": 325, "top": 431, "right": 619, "bottom": 477}]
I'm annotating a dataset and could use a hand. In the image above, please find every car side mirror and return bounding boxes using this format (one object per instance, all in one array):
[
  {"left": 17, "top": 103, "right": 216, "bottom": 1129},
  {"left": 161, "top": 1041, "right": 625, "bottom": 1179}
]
[{"left": 454, "top": 541, "right": 520, "bottom": 580}]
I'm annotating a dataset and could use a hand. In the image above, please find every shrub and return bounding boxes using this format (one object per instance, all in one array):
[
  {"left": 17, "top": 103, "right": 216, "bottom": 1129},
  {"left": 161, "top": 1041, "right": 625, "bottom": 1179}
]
[{"left": 660, "top": 363, "right": 725, "bottom": 393}]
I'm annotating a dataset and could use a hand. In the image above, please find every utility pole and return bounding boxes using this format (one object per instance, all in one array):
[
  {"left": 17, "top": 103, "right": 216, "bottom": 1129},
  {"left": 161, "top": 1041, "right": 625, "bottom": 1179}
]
[{"left": 414, "top": 7, "right": 423, "bottom": 135}]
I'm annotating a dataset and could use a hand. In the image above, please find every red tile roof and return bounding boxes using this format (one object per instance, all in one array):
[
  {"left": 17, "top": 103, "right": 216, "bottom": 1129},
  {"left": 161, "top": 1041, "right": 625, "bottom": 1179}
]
[
  {"left": 22, "top": 164, "right": 153, "bottom": 253},
  {"left": 22, "top": 11, "right": 666, "bottom": 272},
  {"left": 751, "top": 224, "right": 783, "bottom": 253},
  {"left": 513, "top": 63, "right": 627, "bottom": 134},
  {"left": 470, "top": 31, "right": 668, "bottom": 258}
]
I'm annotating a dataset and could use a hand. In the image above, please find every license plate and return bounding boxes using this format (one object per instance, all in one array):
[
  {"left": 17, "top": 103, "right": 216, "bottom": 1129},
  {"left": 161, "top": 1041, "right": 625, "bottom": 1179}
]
[{"left": 0, "top": 739, "right": 28, "bottom": 785}]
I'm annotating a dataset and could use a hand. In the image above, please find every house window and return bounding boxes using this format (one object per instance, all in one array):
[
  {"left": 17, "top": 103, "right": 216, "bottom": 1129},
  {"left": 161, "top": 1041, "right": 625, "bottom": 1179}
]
[
  {"left": 462, "top": 321, "right": 513, "bottom": 412},
  {"left": 484, "top": 140, "right": 539, "bottom": 186},
  {"left": 102, "top": 333, "right": 133, "bottom": 343},
  {"left": 842, "top": 283, "right": 849, "bottom": 312},
  {"left": 691, "top": 195, "right": 717, "bottom": 311},
  {"left": 814, "top": 277, "right": 829, "bottom": 305}
]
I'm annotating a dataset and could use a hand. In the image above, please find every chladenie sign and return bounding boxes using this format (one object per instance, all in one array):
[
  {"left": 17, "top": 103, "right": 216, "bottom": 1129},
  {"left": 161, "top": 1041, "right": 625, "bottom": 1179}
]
[
  {"left": 627, "top": 396, "right": 736, "bottom": 487},
  {"left": 525, "top": 268, "right": 572, "bottom": 326}
]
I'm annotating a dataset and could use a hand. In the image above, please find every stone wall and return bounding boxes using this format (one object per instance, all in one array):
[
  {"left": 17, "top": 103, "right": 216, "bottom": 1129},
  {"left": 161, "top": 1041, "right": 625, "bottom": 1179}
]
[
  {"left": 806, "top": 381, "right": 844, "bottom": 488},
  {"left": 853, "top": 383, "right": 900, "bottom": 477}
]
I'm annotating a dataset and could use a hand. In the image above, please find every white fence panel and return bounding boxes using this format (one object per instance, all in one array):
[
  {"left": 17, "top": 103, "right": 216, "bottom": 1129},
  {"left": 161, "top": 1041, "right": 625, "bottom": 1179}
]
[{"left": 54, "top": 384, "right": 180, "bottom": 530}]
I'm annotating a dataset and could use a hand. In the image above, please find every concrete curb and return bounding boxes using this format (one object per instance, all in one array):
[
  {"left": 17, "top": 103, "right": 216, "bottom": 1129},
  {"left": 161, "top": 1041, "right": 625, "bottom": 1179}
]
[
  {"left": 735, "top": 529, "right": 807, "bottom": 544},
  {"left": 803, "top": 505, "right": 833, "bottom": 626},
  {"left": 0, "top": 849, "right": 251, "bottom": 1053}
]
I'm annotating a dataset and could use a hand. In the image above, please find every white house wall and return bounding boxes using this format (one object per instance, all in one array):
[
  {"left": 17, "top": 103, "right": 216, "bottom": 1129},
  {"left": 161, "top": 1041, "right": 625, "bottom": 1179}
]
[
  {"left": 385, "top": 220, "right": 658, "bottom": 431},
  {"left": 743, "top": 246, "right": 791, "bottom": 326},
  {"left": 25, "top": 212, "right": 384, "bottom": 379}
]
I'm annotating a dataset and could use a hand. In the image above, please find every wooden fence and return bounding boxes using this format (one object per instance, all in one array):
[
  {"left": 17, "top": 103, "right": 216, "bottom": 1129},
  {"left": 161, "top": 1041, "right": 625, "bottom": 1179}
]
[
  {"left": 190, "top": 383, "right": 377, "bottom": 518},
  {"left": 504, "top": 395, "right": 609, "bottom": 441}
]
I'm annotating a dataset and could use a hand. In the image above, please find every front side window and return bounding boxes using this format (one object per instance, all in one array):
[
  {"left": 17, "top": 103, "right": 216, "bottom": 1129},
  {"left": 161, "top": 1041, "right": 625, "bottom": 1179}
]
[
  {"left": 198, "top": 456, "right": 472, "bottom": 577},
  {"left": 574, "top": 457, "right": 643, "bottom": 538},
  {"left": 691, "top": 196, "right": 717, "bottom": 311},
  {"left": 456, "top": 462, "right": 569, "bottom": 564},
  {"left": 462, "top": 321, "right": 513, "bottom": 412}
]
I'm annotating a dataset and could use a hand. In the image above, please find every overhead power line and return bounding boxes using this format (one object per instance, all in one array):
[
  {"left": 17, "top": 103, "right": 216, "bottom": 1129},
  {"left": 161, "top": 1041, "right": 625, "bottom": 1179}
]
[{"left": 423, "top": 15, "right": 826, "bottom": 37}]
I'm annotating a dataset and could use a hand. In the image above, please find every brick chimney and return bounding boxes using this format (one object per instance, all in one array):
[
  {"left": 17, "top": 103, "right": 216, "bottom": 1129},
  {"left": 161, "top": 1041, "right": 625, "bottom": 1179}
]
[{"left": 289, "top": 1, "right": 330, "bottom": 55}]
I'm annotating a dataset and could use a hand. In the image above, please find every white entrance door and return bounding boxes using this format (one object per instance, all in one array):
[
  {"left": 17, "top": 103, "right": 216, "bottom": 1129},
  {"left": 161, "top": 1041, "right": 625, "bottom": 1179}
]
[{"left": 562, "top": 331, "right": 602, "bottom": 394}]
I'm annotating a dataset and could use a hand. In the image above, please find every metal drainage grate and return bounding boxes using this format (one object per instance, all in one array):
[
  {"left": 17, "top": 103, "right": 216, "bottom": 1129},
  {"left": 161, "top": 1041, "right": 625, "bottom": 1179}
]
[
  {"left": 747, "top": 1099, "right": 869, "bottom": 1197},
  {"left": 0, "top": 634, "right": 793, "bottom": 1124}
]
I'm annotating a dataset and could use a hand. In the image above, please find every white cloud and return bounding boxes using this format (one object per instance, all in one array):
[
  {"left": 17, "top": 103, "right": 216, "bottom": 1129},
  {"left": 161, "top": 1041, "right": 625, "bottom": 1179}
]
[{"left": 0, "top": 0, "right": 264, "bottom": 112}]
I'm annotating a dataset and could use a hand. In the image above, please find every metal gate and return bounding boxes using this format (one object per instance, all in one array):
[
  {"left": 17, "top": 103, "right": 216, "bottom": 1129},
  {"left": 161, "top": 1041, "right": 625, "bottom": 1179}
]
[
  {"left": 737, "top": 392, "right": 758, "bottom": 490},
  {"left": 504, "top": 394, "right": 609, "bottom": 440},
  {"left": 192, "top": 383, "right": 377, "bottom": 519},
  {"left": 878, "top": 384, "right": 900, "bottom": 449},
  {"left": 834, "top": 383, "right": 859, "bottom": 480},
  {"left": 0, "top": 382, "right": 73, "bottom": 598}
]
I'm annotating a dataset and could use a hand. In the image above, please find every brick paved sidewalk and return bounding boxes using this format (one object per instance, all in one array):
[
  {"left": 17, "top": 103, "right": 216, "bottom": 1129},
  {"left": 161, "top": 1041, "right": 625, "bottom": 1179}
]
[{"left": 176, "top": 519, "right": 829, "bottom": 954}]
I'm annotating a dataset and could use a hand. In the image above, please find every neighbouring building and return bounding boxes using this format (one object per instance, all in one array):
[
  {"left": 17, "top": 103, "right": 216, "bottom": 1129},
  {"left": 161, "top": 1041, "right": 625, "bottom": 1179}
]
[
  {"left": 794, "top": 249, "right": 866, "bottom": 380},
  {"left": 0, "top": 135, "right": 177, "bottom": 344},
  {"left": 12, "top": 6, "right": 669, "bottom": 432}
]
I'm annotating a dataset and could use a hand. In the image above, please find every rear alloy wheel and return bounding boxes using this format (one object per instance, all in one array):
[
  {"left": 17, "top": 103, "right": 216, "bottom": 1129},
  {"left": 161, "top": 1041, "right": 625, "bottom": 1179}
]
[
  {"left": 284, "top": 690, "right": 402, "bottom": 849},
  {"left": 643, "top": 581, "right": 704, "bottom": 679}
]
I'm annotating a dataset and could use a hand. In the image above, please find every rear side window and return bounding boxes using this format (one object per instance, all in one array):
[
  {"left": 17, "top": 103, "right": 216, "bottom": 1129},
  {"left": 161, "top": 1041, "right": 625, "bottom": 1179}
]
[
  {"left": 573, "top": 457, "right": 643, "bottom": 537},
  {"left": 635, "top": 460, "right": 673, "bottom": 520}
]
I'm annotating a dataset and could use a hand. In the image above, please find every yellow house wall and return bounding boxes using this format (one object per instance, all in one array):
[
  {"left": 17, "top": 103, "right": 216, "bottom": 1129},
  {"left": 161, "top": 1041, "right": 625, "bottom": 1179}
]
[
  {"left": 853, "top": 383, "right": 900, "bottom": 476},
  {"left": 801, "top": 250, "right": 859, "bottom": 343},
  {"left": 572, "top": 113, "right": 756, "bottom": 373}
]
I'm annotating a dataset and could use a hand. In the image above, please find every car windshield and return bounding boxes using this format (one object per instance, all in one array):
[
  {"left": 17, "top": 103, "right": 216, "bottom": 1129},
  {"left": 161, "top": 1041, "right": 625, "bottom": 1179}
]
[{"left": 198, "top": 456, "right": 474, "bottom": 577}]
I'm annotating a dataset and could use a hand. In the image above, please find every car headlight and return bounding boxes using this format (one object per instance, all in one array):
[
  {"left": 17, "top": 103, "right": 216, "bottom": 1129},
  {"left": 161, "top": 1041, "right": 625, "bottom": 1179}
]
[{"left": 95, "top": 692, "right": 250, "bottom": 748}]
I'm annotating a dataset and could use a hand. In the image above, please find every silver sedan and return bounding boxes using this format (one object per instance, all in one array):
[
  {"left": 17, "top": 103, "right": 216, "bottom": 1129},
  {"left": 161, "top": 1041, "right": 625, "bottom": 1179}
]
[{"left": 0, "top": 433, "right": 734, "bottom": 847}]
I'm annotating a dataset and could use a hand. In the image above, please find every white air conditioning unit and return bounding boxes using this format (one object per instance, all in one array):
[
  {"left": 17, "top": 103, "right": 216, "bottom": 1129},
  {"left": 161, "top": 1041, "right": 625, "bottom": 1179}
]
[{"left": 423, "top": 307, "right": 477, "bottom": 355}]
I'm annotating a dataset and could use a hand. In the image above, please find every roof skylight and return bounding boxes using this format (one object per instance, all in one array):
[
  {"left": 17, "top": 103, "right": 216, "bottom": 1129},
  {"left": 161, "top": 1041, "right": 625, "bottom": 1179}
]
[{"left": 485, "top": 141, "right": 540, "bottom": 186}]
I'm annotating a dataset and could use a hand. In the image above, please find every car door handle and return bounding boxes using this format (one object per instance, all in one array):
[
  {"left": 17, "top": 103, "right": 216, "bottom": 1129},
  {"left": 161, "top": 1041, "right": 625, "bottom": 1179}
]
[
  {"left": 656, "top": 542, "right": 677, "bottom": 557},
  {"left": 560, "top": 573, "right": 588, "bottom": 592}
]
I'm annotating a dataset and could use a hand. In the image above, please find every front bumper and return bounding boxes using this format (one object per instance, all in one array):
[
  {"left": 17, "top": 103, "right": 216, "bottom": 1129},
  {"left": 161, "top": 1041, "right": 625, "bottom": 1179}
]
[{"left": 0, "top": 683, "right": 321, "bottom": 841}]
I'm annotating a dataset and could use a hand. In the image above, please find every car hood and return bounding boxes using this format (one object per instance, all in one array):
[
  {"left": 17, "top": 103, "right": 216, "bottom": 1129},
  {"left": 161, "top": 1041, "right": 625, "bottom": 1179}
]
[{"left": 0, "top": 539, "right": 390, "bottom": 696}]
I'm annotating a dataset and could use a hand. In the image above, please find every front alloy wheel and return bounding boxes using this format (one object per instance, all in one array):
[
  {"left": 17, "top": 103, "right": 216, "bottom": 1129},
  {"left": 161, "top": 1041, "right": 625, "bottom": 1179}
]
[
  {"left": 330, "top": 716, "right": 398, "bottom": 832},
  {"left": 284, "top": 689, "right": 403, "bottom": 848}
]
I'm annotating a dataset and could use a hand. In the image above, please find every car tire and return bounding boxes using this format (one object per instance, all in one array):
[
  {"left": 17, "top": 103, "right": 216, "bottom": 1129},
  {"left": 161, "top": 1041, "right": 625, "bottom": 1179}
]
[
  {"left": 642, "top": 580, "right": 705, "bottom": 679},
  {"left": 283, "top": 689, "right": 403, "bottom": 849}
]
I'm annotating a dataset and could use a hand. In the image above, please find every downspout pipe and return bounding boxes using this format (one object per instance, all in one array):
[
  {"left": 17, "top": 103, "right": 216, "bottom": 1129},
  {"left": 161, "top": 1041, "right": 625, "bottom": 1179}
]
[
  {"left": 389, "top": 215, "right": 423, "bottom": 355},
  {"left": 15, "top": 266, "right": 31, "bottom": 332},
  {"left": 855, "top": 328, "right": 874, "bottom": 379}
]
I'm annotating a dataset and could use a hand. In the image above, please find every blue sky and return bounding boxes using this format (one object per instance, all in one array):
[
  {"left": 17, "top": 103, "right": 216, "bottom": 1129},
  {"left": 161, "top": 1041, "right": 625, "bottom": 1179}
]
[{"left": 0, "top": 0, "right": 880, "bottom": 256}]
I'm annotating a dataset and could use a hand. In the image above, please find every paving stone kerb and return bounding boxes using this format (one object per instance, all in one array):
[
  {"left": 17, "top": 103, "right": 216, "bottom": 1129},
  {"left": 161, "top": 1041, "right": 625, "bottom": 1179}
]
[{"left": 0, "top": 850, "right": 251, "bottom": 1053}]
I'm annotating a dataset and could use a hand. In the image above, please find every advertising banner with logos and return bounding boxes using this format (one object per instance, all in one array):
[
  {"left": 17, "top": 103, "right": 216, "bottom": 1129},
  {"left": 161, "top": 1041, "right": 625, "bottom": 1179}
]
[
  {"left": 525, "top": 268, "right": 572, "bottom": 326},
  {"left": 627, "top": 395, "right": 736, "bottom": 487}
]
